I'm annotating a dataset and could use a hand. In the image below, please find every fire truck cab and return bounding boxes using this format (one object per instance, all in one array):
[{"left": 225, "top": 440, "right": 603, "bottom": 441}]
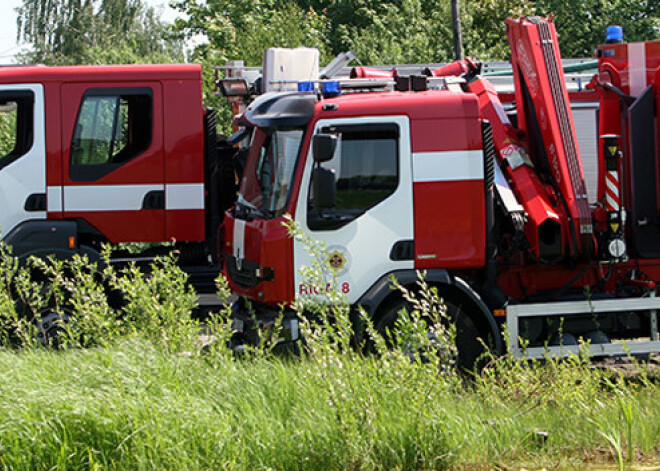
[{"left": 0, "top": 64, "right": 227, "bottom": 266}]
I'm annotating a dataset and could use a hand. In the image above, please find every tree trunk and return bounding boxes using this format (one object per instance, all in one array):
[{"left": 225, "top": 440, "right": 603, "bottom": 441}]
[{"left": 451, "top": 0, "right": 463, "bottom": 61}]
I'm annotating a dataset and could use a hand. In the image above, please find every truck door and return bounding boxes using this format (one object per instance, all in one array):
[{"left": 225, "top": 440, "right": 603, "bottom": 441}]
[
  {"left": 59, "top": 83, "right": 165, "bottom": 242},
  {"left": 293, "top": 116, "right": 414, "bottom": 304},
  {"left": 0, "top": 84, "right": 46, "bottom": 237}
]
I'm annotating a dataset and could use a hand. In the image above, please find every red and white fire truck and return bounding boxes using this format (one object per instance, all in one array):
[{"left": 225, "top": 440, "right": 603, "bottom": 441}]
[
  {"left": 218, "top": 17, "right": 660, "bottom": 365},
  {"left": 0, "top": 64, "right": 236, "bottom": 296}
]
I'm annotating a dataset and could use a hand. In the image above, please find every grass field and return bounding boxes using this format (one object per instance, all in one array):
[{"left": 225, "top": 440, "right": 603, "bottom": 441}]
[
  {"left": 1, "top": 338, "right": 660, "bottom": 470},
  {"left": 0, "top": 248, "right": 659, "bottom": 470}
]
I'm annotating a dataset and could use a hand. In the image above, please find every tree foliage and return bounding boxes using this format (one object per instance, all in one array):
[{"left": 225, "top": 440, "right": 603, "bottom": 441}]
[
  {"left": 171, "top": 0, "right": 331, "bottom": 66},
  {"left": 0, "top": 111, "right": 16, "bottom": 157},
  {"left": 13, "top": 0, "right": 660, "bottom": 67},
  {"left": 164, "top": 0, "right": 660, "bottom": 134},
  {"left": 171, "top": 0, "right": 660, "bottom": 67},
  {"left": 463, "top": 0, "right": 536, "bottom": 60},
  {"left": 10, "top": 0, "right": 660, "bottom": 135},
  {"left": 16, "top": 0, "right": 184, "bottom": 65},
  {"left": 535, "top": 0, "right": 660, "bottom": 57}
]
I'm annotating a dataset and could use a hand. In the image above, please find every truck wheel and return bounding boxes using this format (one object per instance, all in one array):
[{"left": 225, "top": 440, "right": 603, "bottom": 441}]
[
  {"left": 34, "top": 310, "right": 70, "bottom": 349},
  {"left": 14, "top": 291, "right": 72, "bottom": 349},
  {"left": 375, "top": 297, "right": 486, "bottom": 371}
]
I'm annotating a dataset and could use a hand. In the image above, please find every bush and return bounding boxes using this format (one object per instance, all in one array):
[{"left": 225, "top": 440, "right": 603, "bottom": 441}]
[{"left": 0, "top": 246, "right": 231, "bottom": 353}]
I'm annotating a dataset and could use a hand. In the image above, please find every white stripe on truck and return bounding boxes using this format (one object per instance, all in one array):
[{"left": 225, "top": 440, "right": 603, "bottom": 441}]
[{"left": 47, "top": 183, "right": 204, "bottom": 212}]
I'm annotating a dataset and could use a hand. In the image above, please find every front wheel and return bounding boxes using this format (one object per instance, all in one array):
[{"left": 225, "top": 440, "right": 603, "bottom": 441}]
[
  {"left": 14, "top": 291, "right": 72, "bottom": 349},
  {"left": 375, "top": 297, "right": 487, "bottom": 371},
  {"left": 34, "top": 309, "right": 70, "bottom": 349}
]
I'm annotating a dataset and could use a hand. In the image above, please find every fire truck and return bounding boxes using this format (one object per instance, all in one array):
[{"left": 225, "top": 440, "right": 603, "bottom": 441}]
[
  {"left": 219, "top": 17, "right": 660, "bottom": 366},
  {"left": 0, "top": 64, "right": 237, "bottom": 299}
]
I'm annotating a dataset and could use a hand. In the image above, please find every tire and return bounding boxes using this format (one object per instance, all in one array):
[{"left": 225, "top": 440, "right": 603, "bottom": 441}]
[
  {"left": 10, "top": 255, "right": 120, "bottom": 349},
  {"left": 14, "top": 288, "right": 72, "bottom": 349},
  {"left": 453, "top": 307, "right": 485, "bottom": 371},
  {"left": 33, "top": 310, "right": 70, "bottom": 349},
  {"left": 375, "top": 297, "right": 487, "bottom": 371}
]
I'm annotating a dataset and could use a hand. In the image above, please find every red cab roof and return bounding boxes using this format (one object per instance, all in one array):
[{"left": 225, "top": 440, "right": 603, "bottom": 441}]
[{"left": 0, "top": 63, "right": 201, "bottom": 85}]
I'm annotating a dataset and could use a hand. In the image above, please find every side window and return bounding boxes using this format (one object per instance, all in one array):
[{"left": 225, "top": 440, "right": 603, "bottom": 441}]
[
  {"left": 308, "top": 123, "right": 399, "bottom": 230},
  {"left": 70, "top": 88, "right": 152, "bottom": 181},
  {"left": 0, "top": 90, "right": 34, "bottom": 170}
]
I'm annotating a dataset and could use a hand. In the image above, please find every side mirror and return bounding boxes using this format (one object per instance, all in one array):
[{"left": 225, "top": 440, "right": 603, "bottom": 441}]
[
  {"left": 313, "top": 134, "right": 337, "bottom": 163},
  {"left": 312, "top": 167, "right": 336, "bottom": 210}
]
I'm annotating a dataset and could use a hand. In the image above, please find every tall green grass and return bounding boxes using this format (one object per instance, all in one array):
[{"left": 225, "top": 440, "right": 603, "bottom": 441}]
[
  {"left": 0, "top": 234, "right": 658, "bottom": 469},
  {"left": 1, "top": 340, "right": 659, "bottom": 470}
]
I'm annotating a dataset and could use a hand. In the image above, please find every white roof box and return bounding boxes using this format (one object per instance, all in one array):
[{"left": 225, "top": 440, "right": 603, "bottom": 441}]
[{"left": 262, "top": 47, "right": 319, "bottom": 92}]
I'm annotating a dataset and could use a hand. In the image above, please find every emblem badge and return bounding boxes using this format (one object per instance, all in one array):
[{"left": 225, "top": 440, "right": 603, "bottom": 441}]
[{"left": 326, "top": 245, "right": 351, "bottom": 276}]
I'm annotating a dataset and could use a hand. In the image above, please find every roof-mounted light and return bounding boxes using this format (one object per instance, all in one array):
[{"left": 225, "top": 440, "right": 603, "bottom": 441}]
[
  {"left": 297, "top": 81, "right": 315, "bottom": 92},
  {"left": 296, "top": 80, "right": 342, "bottom": 98},
  {"left": 606, "top": 25, "right": 624, "bottom": 44},
  {"left": 321, "top": 81, "right": 341, "bottom": 98}
]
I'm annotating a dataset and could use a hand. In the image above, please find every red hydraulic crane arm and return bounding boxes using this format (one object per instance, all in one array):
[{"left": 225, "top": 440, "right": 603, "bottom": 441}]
[
  {"left": 506, "top": 16, "right": 593, "bottom": 259},
  {"left": 430, "top": 58, "right": 568, "bottom": 262},
  {"left": 455, "top": 63, "right": 568, "bottom": 263}
]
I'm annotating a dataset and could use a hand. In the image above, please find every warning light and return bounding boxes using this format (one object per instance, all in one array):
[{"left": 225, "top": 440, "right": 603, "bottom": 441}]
[
  {"left": 605, "top": 25, "right": 623, "bottom": 44},
  {"left": 321, "top": 81, "right": 341, "bottom": 98}
]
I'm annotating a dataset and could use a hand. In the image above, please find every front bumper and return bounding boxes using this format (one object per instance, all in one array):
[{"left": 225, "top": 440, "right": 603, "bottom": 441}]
[{"left": 231, "top": 300, "right": 300, "bottom": 351}]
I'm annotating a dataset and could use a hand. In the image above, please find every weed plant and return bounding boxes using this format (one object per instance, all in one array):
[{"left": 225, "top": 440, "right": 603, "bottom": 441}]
[
  {"left": 0, "top": 233, "right": 658, "bottom": 469},
  {"left": 0, "top": 245, "right": 201, "bottom": 352}
]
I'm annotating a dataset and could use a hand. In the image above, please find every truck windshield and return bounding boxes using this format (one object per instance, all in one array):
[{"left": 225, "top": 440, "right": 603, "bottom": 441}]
[{"left": 238, "top": 127, "right": 304, "bottom": 218}]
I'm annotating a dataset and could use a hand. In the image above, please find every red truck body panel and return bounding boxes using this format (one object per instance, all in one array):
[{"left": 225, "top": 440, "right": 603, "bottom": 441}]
[{"left": 224, "top": 90, "right": 487, "bottom": 304}]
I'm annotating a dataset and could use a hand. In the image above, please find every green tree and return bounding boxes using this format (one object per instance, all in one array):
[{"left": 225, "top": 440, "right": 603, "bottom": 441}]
[
  {"left": 535, "top": 0, "right": 660, "bottom": 57},
  {"left": 463, "top": 0, "right": 535, "bottom": 60},
  {"left": 0, "top": 110, "right": 17, "bottom": 157},
  {"left": 297, "top": 0, "right": 405, "bottom": 55},
  {"left": 334, "top": 0, "right": 447, "bottom": 64},
  {"left": 171, "top": 0, "right": 331, "bottom": 66},
  {"left": 171, "top": 0, "right": 331, "bottom": 133},
  {"left": 171, "top": 0, "right": 660, "bottom": 93},
  {"left": 16, "top": 0, "right": 184, "bottom": 65}
]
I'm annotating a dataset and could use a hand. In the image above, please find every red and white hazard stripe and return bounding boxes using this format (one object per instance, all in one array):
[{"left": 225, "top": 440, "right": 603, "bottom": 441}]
[{"left": 605, "top": 170, "right": 620, "bottom": 213}]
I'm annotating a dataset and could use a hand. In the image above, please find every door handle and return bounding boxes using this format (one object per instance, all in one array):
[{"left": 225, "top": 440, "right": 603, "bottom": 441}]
[{"left": 24, "top": 193, "right": 47, "bottom": 212}]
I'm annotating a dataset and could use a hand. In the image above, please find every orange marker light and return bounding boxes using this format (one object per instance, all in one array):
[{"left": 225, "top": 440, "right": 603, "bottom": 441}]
[{"left": 68, "top": 236, "right": 76, "bottom": 249}]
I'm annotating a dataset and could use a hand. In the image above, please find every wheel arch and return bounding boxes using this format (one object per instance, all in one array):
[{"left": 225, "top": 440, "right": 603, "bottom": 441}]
[
  {"left": 3, "top": 219, "right": 102, "bottom": 264},
  {"left": 357, "top": 269, "right": 503, "bottom": 355}
]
